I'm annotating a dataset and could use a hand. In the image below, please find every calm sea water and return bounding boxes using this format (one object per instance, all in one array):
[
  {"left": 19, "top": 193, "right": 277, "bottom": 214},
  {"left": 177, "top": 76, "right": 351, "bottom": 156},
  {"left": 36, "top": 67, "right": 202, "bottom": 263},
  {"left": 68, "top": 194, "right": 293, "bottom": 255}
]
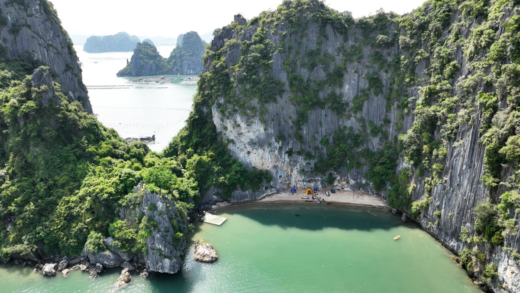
[
  {"left": 75, "top": 45, "right": 196, "bottom": 152},
  {"left": 0, "top": 204, "right": 481, "bottom": 293}
]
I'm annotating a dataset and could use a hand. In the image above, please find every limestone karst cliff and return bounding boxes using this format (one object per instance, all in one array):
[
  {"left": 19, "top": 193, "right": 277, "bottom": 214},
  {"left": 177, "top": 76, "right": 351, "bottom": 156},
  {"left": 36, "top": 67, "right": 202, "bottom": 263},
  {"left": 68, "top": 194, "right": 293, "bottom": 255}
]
[
  {"left": 84, "top": 32, "right": 140, "bottom": 53},
  {"left": 188, "top": 0, "right": 520, "bottom": 291},
  {"left": 118, "top": 31, "right": 206, "bottom": 77},
  {"left": 117, "top": 42, "right": 169, "bottom": 77},
  {"left": 0, "top": 0, "right": 211, "bottom": 275},
  {"left": 0, "top": 0, "right": 91, "bottom": 113},
  {"left": 85, "top": 184, "right": 189, "bottom": 274}
]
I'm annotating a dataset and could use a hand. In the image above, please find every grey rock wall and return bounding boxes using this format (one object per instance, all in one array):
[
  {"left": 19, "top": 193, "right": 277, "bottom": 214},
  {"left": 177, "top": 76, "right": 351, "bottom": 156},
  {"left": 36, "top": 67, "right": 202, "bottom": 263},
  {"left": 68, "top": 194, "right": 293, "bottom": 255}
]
[
  {"left": 120, "top": 183, "right": 189, "bottom": 274},
  {"left": 0, "top": 0, "right": 92, "bottom": 113},
  {"left": 205, "top": 8, "right": 520, "bottom": 291}
]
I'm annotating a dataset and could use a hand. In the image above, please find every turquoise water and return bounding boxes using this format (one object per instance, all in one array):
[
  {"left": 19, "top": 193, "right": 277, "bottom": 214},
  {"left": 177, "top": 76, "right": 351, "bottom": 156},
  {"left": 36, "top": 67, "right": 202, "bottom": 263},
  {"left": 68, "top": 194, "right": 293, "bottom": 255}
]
[{"left": 0, "top": 204, "right": 481, "bottom": 292}]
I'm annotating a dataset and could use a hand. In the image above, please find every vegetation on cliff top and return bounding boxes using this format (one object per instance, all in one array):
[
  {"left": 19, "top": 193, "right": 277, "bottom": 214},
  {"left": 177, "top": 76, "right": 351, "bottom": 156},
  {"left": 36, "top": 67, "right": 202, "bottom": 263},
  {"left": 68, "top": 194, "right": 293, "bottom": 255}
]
[
  {"left": 118, "top": 31, "right": 207, "bottom": 77},
  {"left": 198, "top": 0, "right": 520, "bottom": 284}
]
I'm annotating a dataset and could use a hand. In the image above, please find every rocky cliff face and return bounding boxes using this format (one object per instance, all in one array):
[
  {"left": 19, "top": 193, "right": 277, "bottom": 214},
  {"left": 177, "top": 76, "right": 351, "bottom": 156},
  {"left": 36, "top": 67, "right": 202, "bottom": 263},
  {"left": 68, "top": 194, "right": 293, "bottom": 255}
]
[
  {"left": 86, "top": 183, "right": 189, "bottom": 274},
  {"left": 0, "top": 0, "right": 91, "bottom": 113},
  {"left": 197, "top": 1, "right": 520, "bottom": 291},
  {"left": 168, "top": 31, "right": 205, "bottom": 75},
  {"left": 118, "top": 31, "right": 206, "bottom": 77},
  {"left": 83, "top": 32, "right": 139, "bottom": 53}
]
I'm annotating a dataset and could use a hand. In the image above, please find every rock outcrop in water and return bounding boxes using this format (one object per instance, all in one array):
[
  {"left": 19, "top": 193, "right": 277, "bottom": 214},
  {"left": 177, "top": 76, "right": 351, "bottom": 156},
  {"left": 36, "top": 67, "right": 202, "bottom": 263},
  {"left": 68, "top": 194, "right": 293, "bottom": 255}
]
[
  {"left": 120, "top": 183, "right": 189, "bottom": 274},
  {"left": 117, "top": 42, "right": 168, "bottom": 77},
  {"left": 193, "top": 239, "right": 218, "bottom": 263},
  {"left": 116, "top": 268, "right": 132, "bottom": 288},
  {"left": 117, "top": 31, "right": 205, "bottom": 77},
  {"left": 83, "top": 183, "right": 189, "bottom": 274},
  {"left": 189, "top": 1, "right": 520, "bottom": 291},
  {"left": 42, "top": 263, "right": 57, "bottom": 276},
  {"left": 83, "top": 32, "right": 140, "bottom": 53},
  {"left": 168, "top": 31, "right": 206, "bottom": 75},
  {"left": 0, "top": 0, "right": 92, "bottom": 113}
]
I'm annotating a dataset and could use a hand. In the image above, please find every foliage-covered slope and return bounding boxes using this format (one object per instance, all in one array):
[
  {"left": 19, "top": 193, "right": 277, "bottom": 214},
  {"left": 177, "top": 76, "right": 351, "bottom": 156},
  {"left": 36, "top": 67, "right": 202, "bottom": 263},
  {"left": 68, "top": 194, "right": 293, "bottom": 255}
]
[{"left": 0, "top": 1, "right": 272, "bottom": 271}]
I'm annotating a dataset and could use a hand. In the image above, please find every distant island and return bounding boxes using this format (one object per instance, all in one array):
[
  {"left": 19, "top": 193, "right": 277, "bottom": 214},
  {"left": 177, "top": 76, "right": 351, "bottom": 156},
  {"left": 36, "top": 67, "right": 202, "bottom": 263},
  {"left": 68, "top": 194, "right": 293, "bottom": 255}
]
[
  {"left": 142, "top": 39, "right": 154, "bottom": 46},
  {"left": 84, "top": 32, "right": 140, "bottom": 53},
  {"left": 117, "top": 31, "right": 206, "bottom": 77}
]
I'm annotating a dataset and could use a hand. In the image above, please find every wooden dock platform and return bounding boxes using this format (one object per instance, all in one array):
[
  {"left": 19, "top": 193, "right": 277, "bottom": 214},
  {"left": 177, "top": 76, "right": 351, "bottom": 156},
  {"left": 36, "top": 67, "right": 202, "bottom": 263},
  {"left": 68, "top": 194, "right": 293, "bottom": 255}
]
[{"left": 203, "top": 213, "right": 227, "bottom": 226}]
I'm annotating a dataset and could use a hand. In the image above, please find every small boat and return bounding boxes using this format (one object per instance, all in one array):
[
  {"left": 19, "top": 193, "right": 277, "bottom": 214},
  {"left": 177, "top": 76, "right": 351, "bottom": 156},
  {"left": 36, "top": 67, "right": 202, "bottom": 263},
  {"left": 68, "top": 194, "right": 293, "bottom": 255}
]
[
  {"left": 295, "top": 214, "right": 300, "bottom": 217},
  {"left": 394, "top": 235, "right": 401, "bottom": 240}
]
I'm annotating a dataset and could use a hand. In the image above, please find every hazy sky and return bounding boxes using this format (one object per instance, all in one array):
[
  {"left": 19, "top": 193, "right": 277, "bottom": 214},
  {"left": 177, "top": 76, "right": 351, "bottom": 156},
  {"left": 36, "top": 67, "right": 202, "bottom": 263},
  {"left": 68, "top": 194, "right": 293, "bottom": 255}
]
[{"left": 50, "top": 0, "right": 426, "bottom": 37}]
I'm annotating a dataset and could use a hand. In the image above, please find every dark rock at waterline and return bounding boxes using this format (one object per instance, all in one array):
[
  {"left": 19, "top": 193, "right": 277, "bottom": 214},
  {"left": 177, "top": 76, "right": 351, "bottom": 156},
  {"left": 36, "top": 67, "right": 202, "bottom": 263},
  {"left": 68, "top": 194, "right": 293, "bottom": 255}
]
[
  {"left": 84, "top": 248, "right": 124, "bottom": 268},
  {"left": 57, "top": 257, "right": 69, "bottom": 271},
  {"left": 89, "top": 263, "right": 104, "bottom": 279},
  {"left": 105, "top": 237, "right": 135, "bottom": 262},
  {"left": 94, "top": 263, "right": 103, "bottom": 273},
  {"left": 401, "top": 213, "right": 408, "bottom": 223},
  {"left": 121, "top": 261, "right": 135, "bottom": 271}
]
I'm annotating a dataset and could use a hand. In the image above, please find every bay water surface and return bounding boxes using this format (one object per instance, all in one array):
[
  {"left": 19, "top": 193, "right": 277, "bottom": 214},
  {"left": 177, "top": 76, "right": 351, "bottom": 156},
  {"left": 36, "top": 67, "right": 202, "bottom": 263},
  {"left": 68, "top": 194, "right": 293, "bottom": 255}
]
[
  {"left": 0, "top": 204, "right": 481, "bottom": 293},
  {"left": 75, "top": 45, "right": 197, "bottom": 152},
  {"left": 0, "top": 46, "right": 482, "bottom": 292}
]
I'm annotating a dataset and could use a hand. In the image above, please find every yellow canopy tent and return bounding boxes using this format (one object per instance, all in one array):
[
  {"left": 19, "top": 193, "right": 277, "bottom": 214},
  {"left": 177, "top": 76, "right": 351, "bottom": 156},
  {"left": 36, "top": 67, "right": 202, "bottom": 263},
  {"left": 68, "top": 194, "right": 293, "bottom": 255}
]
[{"left": 305, "top": 188, "right": 313, "bottom": 195}]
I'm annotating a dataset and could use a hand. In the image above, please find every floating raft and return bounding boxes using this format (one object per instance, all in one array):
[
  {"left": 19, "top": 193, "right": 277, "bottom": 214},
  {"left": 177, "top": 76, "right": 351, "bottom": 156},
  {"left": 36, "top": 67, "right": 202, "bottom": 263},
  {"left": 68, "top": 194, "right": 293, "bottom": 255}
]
[{"left": 203, "top": 213, "right": 227, "bottom": 226}]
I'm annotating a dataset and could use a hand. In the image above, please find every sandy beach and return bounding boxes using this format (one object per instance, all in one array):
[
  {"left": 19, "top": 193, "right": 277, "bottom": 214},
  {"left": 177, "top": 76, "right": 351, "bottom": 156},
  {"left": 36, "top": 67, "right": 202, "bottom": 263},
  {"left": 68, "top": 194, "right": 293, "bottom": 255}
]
[
  {"left": 211, "top": 188, "right": 389, "bottom": 210},
  {"left": 259, "top": 188, "right": 388, "bottom": 208}
]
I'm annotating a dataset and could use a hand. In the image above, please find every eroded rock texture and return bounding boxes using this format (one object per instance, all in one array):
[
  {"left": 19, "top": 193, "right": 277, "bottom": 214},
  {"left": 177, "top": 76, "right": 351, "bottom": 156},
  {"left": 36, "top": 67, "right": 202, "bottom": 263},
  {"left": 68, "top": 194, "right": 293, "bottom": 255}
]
[{"left": 0, "top": 0, "right": 91, "bottom": 113}]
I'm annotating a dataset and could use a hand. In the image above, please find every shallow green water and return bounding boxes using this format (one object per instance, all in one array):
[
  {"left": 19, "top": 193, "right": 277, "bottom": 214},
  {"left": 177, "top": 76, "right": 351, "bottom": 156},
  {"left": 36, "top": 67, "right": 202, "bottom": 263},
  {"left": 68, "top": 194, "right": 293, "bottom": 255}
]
[{"left": 0, "top": 204, "right": 481, "bottom": 293}]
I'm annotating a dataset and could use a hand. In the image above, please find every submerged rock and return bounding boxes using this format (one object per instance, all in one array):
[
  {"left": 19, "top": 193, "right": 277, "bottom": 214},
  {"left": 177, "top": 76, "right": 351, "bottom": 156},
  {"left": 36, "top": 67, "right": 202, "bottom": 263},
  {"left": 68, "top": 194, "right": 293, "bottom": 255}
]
[
  {"left": 193, "top": 239, "right": 218, "bottom": 263},
  {"left": 140, "top": 269, "right": 149, "bottom": 278},
  {"left": 116, "top": 268, "right": 132, "bottom": 288},
  {"left": 42, "top": 263, "right": 58, "bottom": 276},
  {"left": 62, "top": 269, "right": 70, "bottom": 277}
]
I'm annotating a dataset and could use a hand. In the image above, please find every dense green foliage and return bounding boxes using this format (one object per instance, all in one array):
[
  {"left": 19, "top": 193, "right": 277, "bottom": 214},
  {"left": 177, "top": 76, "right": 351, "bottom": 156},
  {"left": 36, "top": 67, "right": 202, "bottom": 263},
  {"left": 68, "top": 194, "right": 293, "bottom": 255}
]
[
  {"left": 203, "top": 0, "right": 405, "bottom": 192},
  {"left": 117, "top": 42, "right": 170, "bottom": 76},
  {"left": 0, "top": 65, "right": 270, "bottom": 258}
]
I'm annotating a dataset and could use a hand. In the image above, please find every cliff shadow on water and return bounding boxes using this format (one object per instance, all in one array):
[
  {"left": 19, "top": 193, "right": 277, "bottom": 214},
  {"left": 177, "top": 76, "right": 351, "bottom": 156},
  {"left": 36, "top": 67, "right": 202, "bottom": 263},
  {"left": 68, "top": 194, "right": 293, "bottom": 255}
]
[{"left": 210, "top": 204, "right": 405, "bottom": 233}]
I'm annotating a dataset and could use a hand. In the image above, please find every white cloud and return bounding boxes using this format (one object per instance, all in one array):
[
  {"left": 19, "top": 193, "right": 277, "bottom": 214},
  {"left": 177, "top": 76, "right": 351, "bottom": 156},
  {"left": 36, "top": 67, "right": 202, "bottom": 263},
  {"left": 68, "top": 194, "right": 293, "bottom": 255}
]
[{"left": 50, "top": 0, "right": 426, "bottom": 37}]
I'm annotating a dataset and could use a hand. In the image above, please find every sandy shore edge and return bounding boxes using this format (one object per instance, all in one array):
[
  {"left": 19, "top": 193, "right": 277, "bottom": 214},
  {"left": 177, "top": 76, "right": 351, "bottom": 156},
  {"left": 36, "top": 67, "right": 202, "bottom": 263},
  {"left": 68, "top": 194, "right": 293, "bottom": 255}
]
[{"left": 210, "top": 189, "right": 390, "bottom": 211}]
